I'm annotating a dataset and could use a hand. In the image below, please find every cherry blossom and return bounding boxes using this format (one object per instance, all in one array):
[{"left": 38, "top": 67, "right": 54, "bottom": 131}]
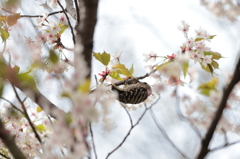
[
  {"left": 178, "top": 20, "right": 190, "bottom": 35},
  {"left": 143, "top": 52, "right": 157, "bottom": 62},
  {"left": 202, "top": 55, "right": 212, "bottom": 67}
]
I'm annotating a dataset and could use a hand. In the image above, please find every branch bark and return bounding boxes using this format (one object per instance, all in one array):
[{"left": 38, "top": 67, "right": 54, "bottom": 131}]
[
  {"left": 0, "top": 120, "right": 27, "bottom": 159},
  {"left": 196, "top": 56, "right": 240, "bottom": 159},
  {"left": 75, "top": 0, "right": 99, "bottom": 79}
]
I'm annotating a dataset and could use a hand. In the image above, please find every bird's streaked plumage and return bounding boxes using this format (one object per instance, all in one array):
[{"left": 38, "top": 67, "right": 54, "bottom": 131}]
[{"left": 112, "top": 82, "right": 152, "bottom": 104}]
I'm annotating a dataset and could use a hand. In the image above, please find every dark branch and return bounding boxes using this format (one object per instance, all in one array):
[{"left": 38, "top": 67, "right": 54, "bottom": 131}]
[
  {"left": 196, "top": 56, "right": 240, "bottom": 159},
  {"left": 211, "top": 139, "right": 240, "bottom": 152},
  {"left": 11, "top": 84, "right": 42, "bottom": 144},
  {"left": 0, "top": 151, "right": 10, "bottom": 159},
  {"left": 0, "top": 97, "right": 24, "bottom": 114},
  {"left": 114, "top": 69, "right": 157, "bottom": 86},
  {"left": 75, "top": 0, "right": 99, "bottom": 79},
  {"left": 89, "top": 123, "right": 97, "bottom": 159},
  {"left": 57, "top": 0, "right": 76, "bottom": 44},
  {"left": 0, "top": 119, "right": 27, "bottom": 159},
  {"left": 20, "top": 10, "right": 65, "bottom": 18},
  {"left": 74, "top": 0, "right": 80, "bottom": 24},
  {"left": 105, "top": 98, "right": 159, "bottom": 159}
]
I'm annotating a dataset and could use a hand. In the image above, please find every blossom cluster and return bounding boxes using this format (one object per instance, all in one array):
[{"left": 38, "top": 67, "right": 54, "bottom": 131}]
[
  {"left": 201, "top": 0, "right": 240, "bottom": 22},
  {"left": 25, "top": 12, "right": 69, "bottom": 74},
  {"left": 0, "top": 103, "right": 51, "bottom": 158}
]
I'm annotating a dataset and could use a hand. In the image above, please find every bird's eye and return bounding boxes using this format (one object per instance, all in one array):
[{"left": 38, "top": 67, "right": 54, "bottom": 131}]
[{"left": 142, "top": 82, "right": 147, "bottom": 85}]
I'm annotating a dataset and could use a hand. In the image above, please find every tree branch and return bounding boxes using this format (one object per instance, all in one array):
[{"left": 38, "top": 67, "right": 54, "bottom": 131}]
[
  {"left": 210, "top": 139, "right": 240, "bottom": 152},
  {"left": 0, "top": 152, "right": 10, "bottom": 159},
  {"left": 89, "top": 123, "right": 97, "bottom": 159},
  {"left": 149, "top": 108, "right": 190, "bottom": 159},
  {"left": 0, "top": 97, "right": 24, "bottom": 114},
  {"left": 74, "top": 0, "right": 80, "bottom": 24},
  {"left": 11, "top": 84, "right": 42, "bottom": 144},
  {"left": 75, "top": 0, "right": 99, "bottom": 79},
  {"left": 105, "top": 98, "right": 159, "bottom": 159},
  {"left": 0, "top": 119, "right": 27, "bottom": 159},
  {"left": 20, "top": 10, "right": 65, "bottom": 18},
  {"left": 196, "top": 56, "right": 240, "bottom": 159},
  {"left": 57, "top": 0, "right": 76, "bottom": 44},
  {"left": 175, "top": 95, "right": 202, "bottom": 138}
]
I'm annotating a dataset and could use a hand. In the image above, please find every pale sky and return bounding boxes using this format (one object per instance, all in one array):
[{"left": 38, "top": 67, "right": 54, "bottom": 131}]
[{"left": 2, "top": 0, "right": 240, "bottom": 159}]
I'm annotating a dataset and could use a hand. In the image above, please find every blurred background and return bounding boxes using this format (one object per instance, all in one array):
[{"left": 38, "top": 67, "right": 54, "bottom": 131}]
[{"left": 1, "top": 0, "right": 240, "bottom": 158}]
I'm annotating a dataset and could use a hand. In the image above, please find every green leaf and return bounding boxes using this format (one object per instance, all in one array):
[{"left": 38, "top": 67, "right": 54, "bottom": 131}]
[
  {"left": 93, "top": 51, "right": 110, "bottom": 66},
  {"left": 129, "top": 64, "right": 134, "bottom": 75},
  {"left": 77, "top": 78, "right": 90, "bottom": 93},
  {"left": 182, "top": 62, "right": 189, "bottom": 78},
  {"left": 35, "top": 124, "right": 47, "bottom": 132},
  {"left": 204, "top": 52, "right": 222, "bottom": 60},
  {"left": 0, "top": 28, "right": 9, "bottom": 42},
  {"left": 0, "top": 78, "right": 4, "bottom": 98},
  {"left": 7, "top": 13, "right": 20, "bottom": 26},
  {"left": 195, "top": 35, "right": 216, "bottom": 42},
  {"left": 156, "top": 61, "right": 170, "bottom": 70},
  {"left": 59, "top": 23, "right": 68, "bottom": 34},
  {"left": 113, "top": 64, "right": 133, "bottom": 77},
  {"left": 64, "top": 112, "right": 73, "bottom": 125},
  {"left": 36, "top": 106, "right": 43, "bottom": 113},
  {"left": 211, "top": 60, "right": 219, "bottom": 69},
  {"left": 200, "top": 63, "right": 213, "bottom": 74},
  {"left": 18, "top": 73, "right": 38, "bottom": 90},
  {"left": 198, "top": 77, "right": 218, "bottom": 96},
  {"left": 49, "top": 50, "right": 59, "bottom": 64},
  {"left": 0, "top": 16, "right": 8, "bottom": 23},
  {"left": 109, "top": 71, "right": 123, "bottom": 81},
  {"left": 209, "top": 35, "right": 216, "bottom": 39}
]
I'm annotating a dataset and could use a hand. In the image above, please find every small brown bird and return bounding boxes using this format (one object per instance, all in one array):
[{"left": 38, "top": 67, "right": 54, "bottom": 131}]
[{"left": 112, "top": 82, "right": 152, "bottom": 104}]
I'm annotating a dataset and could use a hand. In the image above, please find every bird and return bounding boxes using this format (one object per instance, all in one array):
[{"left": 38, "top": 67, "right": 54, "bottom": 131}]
[{"left": 112, "top": 82, "right": 152, "bottom": 104}]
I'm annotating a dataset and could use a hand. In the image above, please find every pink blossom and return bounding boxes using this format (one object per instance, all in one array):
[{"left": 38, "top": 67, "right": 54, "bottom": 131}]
[
  {"left": 59, "top": 13, "right": 68, "bottom": 24},
  {"left": 35, "top": 32, "right": 47, "bottom": 44},
  {"left": 153, "top": 83, "right": 165, "bottom": 93},
  {"left": 202, "top": 55, "right": 212, "bottom": 67},
  {"left": 191, "top": 52, "right": 203, "bottom": 64},
  {"left": 45, "top": 32, "right": 57, "bottom": 42},
  {"left": 143, "top": 52, "right": 157, "bottom": 62},
  {"left": 167, "top": 53, "right": 176, "bottom": 60},
  {"left": 49, "top": 21, "right": 61, "bottom": 34},
  {"left": 111, "top": 52, "right": 122, "bottom": 61},
  {"left": 178, "top": 20, "right": 190, "bottom": 34},
  {"left": 48, "top": 0, "right": 58, "bottom": 9}
]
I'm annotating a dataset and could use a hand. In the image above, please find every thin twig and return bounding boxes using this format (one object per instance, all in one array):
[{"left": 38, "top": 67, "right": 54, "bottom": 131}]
[
  {"left": 89, "top": 123, "right": 97, "bottom": 159},
  {"left": 114, "top": 69, "right": 157, "bottom": 86},
  {"left": 105, "top": 98, "right": 159, "bottom": 159},
  {"left": 20, "top": 10, "right": 65, "bottom": 18},
  {"left": 0, "top": 152, "right": 10, "bottom": 159},
  {"left": 0, "top": 97, "right": 24, "bottom": 114},
  {"left": 210, "top": 139, "right": 240, "bottom": 152},
  {"left": 175, "top": 95, "right": 202, "bottom": 138},
  {"left": 11, "top": 84, "right": 42, "bottom": 144},
  {"left": 74, "top": 0, "right": 80, "bottom": 24},
  {"left": 57, "top": 0, "right": 76, "bottom": 44},
  {"left": 123, "top": 106, "right": 133, "bottom": 126},
  {"left": 149, "top": 108, "right": 190, "bottom": 159},
  {"left": 196, "top": 56, "right": 240, "bottom": 159}
]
